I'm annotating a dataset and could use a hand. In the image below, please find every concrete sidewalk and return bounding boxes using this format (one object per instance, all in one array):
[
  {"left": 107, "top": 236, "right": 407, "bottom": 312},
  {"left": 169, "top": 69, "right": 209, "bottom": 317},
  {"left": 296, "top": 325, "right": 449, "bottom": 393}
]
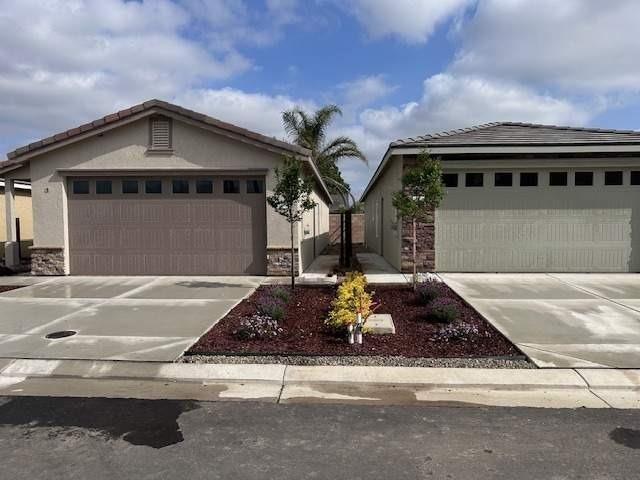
[{"left": 1, "top": 358, "right": 638, "bottom": 409}]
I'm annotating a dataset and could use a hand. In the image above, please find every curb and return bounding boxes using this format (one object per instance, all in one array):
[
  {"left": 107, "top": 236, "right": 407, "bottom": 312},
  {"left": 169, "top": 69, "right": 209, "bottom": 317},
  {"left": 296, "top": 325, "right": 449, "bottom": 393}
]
[{"left": 0, "top": 359, "right": 639, "bottom": 408}]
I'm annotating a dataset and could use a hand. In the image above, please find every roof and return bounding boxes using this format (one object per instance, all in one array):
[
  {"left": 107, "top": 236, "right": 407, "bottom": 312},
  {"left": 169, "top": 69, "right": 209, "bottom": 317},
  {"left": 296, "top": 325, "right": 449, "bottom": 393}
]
[
  {"left": 361, "top": 121, "right": 640, "bottom": 202},
  {"left": 5, "top": 99, "right": 310, "bottom": 162},
  {"left": 391, "top": 122, "right": 640, "bottom": 148},
  {"left": 0, "top": 100, "right": 331, "bottom": 202},
  {"left": 0, "top": 180, "right": 30, "bottom": 191}
]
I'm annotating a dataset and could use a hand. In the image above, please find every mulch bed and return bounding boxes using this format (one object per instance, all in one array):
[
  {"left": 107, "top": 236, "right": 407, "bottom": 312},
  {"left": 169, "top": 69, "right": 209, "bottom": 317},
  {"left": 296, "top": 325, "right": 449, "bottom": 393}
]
[
  {"left": 0, "top": 286, "right": 22, "bottom": 294},
  {"left": 188, "top": 284, "right": 519, "bottom": 358}
]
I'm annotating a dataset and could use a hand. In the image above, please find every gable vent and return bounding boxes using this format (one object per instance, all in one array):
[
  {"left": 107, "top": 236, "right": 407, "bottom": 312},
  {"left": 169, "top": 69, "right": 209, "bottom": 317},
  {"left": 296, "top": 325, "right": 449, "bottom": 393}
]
[{"left": 149, "top": 116, "right": 172, "bottom": 150}]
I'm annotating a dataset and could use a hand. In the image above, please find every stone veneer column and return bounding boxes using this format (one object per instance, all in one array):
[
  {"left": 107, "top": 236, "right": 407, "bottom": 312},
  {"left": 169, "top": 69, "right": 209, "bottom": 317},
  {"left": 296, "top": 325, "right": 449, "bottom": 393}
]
[
  {"left": 266, "top": 247, "right": 300, "bottom": 276},
  {"left": 30, "top": 247, "right": 65, "bottom": 275}
]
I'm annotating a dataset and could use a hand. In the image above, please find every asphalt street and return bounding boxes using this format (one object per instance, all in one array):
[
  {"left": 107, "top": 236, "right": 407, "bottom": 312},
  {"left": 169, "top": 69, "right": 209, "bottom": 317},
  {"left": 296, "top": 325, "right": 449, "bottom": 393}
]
[{"left": 0, "top": 397, "right": 638, "bottom": 479}]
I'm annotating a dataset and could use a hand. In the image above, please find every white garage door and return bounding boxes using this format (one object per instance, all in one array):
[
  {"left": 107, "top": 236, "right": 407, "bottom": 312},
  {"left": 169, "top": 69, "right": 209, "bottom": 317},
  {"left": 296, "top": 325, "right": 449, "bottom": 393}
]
[{"left": 435, "top": 169, "right": 640, "bottom": 272}]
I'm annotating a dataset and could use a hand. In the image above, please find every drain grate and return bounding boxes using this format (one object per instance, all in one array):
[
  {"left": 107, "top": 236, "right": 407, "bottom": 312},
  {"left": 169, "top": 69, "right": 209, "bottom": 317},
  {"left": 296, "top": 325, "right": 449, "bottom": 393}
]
[{"left": 45, "top": 330, "right": 77, "bottom": 339}]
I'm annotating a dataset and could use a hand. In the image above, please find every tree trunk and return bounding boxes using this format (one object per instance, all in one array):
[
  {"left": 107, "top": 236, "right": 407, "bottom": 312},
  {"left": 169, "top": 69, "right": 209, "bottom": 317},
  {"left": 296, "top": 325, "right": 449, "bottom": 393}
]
[
  {"left": 412, "top": 217, "right": 417, "bottom": 290},
  {"left": 290, "top": 221, "right": 295, "bottom": 291}
]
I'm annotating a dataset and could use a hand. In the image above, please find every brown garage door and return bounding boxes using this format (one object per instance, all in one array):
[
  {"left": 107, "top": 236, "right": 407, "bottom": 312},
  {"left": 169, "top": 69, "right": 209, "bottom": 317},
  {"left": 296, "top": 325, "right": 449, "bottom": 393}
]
[{"left": 68, "top": 176, "right": 267, "bottom": 275}]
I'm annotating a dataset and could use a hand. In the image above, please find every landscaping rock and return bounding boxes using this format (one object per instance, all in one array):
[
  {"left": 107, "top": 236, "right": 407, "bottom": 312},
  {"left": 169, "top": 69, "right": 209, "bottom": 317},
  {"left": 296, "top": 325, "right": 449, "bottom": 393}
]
[{"left": 366, "top": 314, "right": 395, "bottom": 334}]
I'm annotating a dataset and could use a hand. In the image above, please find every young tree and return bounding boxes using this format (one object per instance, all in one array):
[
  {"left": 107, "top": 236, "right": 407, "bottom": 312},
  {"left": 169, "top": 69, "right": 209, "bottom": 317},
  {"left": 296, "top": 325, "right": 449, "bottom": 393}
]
[
  {"left": 392, "top": 150, "right": 445, "bottom": 288},
  {"left": 267, "top": 156, "right": 317, "bottom": 290}
]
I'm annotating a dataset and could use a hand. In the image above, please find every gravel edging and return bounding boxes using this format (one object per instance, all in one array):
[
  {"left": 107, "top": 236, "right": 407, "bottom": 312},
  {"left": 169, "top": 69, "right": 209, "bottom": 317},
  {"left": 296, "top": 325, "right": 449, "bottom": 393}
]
[{"left": 179, "top": 354, "right": 534, "bottom": 369}]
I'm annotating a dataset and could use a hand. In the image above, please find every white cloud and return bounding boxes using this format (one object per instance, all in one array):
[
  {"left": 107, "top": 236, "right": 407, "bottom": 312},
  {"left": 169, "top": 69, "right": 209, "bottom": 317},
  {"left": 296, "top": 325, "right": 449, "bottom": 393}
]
[
  {"left": 339, "top": 75, "right": 397, "bottom": 109},
  {"left": 344, "top": 0, "right": 473, "bottom": 43},
  {"left": 453, "top": 0, "right": 640, "bottom": 92}
]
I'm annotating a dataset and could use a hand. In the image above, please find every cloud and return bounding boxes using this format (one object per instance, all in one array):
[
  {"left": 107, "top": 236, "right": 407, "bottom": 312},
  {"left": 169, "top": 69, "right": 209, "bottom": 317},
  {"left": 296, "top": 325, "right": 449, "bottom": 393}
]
[
  {"left": 343, "top": 0, "right": 473, "bottom": 43},
  {"left": 339, "top": 75, "right": 397, "bottom": 109},
  {"left": 453, "top": 0, "right": 640, "bottom": 92}
]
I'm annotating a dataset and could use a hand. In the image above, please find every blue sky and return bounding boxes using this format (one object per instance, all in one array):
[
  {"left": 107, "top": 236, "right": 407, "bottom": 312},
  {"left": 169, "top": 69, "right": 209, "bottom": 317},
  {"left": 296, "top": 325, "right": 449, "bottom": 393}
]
[{"left": 2, "top": 0, "right": 640, "bottom": 195}]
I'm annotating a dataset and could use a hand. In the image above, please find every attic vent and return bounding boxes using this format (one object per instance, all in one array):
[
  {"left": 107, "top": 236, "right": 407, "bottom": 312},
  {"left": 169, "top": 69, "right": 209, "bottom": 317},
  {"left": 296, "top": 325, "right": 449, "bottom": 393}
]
[{"left": 149, "top": 116, "right": 172, "bottom": 151}]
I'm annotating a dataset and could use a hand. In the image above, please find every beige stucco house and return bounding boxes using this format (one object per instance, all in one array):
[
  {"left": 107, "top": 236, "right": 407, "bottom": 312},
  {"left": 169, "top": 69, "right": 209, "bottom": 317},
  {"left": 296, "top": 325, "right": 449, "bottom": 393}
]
[
  {"left": 1, "top": 180, "right": 33, "bottom": 261},
  {"left": 0, "top": 100, "right": 331, "bottom": 275},
  {"left": 362, "top": 122, "right": 640, "bottom": 273}
]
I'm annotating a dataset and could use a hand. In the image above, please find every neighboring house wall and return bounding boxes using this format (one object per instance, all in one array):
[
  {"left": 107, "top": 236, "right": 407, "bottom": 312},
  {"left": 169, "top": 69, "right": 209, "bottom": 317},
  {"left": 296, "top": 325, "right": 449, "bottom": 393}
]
[
  {"left": 363, "top": 154, "right": 402, "bottom": 270},
  {"left": 27, "top": 117, "right": 322, "bottom": 274},
  {"left": 436, "top": 162, "right": 640, "bottom": 272},
  {"left": 0, "top": 189, "right": 33, "bottom": 241},
  {"left": 300, "top": 186, "right": 331, "bottom": 270},
  {"left": 329, "top": 213, "right": 364, "bottom": 245}
]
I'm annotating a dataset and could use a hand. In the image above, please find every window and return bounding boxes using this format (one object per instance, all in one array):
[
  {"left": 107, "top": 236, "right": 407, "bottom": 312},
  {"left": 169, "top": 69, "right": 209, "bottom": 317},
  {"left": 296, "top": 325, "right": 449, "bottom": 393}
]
[
  {"left": 196, "top": 179, "right": 213, "bottom": 194},
  {"left": 145, "top": 180, "right": 162, "bottom": 194},
  {"left": 465, "top": 172, "right": 483, "bottom": 187},
  {"left": 632, "top": 171, "right": 640, "bottom": 185},
  {"left": 172, "top": 179, "right": 189, "bottom": 194},
  {"left": 122, "top": 180, "right": 139, "bottom": 194},
  {"left": 494, "top": 172, "right": 513, "bottom": 187},
  {"left": 96, "top": 180, "right": 112, "bottom": 194},
  {"left": 549, "top": 172, "right": 568, "bottom": 186},
  {"left": 605, "top": 171, "right": 623, "bottom": 186},
  {"left": 223, "top": 179, "right": 240, "bottom": 193},
  {"left": 520, "top": 172, "right": 538, "bottom": 187},
  {"left": 149, "top": 116, "right": 172, "bottom": 150},
  {"left": 575, "top": 171, "right": 593, "bottom": 186},
  {"left": 442, "top": 173, "right": 458, "bottom": 188},
  {"left": 72, "top": 180, "right": 89, "bottom": 194},
  {"left": 246, "top": 179, "right": 264, "bottom": 194}
]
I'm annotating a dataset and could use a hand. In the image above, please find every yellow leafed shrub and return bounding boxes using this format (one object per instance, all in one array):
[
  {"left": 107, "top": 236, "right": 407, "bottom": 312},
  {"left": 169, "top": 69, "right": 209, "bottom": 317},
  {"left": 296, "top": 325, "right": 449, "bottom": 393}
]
[{"left": 326, "top": 272, "right": 377, "bottom": 331}]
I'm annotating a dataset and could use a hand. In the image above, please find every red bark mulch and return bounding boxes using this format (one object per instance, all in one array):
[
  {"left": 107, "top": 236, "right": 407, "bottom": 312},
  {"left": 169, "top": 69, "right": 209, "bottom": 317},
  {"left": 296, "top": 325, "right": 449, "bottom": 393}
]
[
  {"left": 0, "top": 286, "right": 22, "bottom": 294},
  {"left": 188, "top": 284, "right": 519, "bottom": 358}
]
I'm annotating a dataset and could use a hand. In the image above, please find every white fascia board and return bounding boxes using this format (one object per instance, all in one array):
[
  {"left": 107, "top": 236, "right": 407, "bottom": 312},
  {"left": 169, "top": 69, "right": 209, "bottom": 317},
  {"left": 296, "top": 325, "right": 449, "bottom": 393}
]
[
  {"left": 393, "top": 144, "right": 640, "bottom": 155},
  {"left": 0, "top": 179, "right": 31, "bottom": 191}
]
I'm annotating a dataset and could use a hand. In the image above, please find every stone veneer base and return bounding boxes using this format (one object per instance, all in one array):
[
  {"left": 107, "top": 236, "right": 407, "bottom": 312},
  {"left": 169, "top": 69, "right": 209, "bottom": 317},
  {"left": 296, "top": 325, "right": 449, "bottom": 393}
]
[
  {"left": 266, "top": 247, "right": 299, "bottom": 276},
  {"left": 30, "top": 247, "right": 65, "bottom": 275}
]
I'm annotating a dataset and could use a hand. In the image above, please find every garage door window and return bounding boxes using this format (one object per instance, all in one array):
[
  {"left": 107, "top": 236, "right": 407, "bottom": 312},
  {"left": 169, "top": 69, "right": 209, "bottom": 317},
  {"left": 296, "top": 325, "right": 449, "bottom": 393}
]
[
  {"left": 246, "top": 179, "right": 264, "bottom": 194},
  {"left": 605, "top": 171, "right": 623, "bottom": 186},
  {"left": 465, "top": 173, "right": 483, "bottom": 187},
  {"left": 172, "top": 179, "right": 190, "bottom": 194},
  {"left": 631, "top": 171, "right": 640, "bottom": 185},
  {"left": 145, "top": 180, "right": 162, "bottom": 194},
  {"left": 549, "top": 172, "right": 568, "bottom": 186},
  {"left": 72, "top": 180, "right": 89, "bottom": 194},
  {"left": 575, "top": 171, "right": 593, "bottom": 186},
  {"left": 96, "top": 180, "right": 112, "bottom": 194},
  {"left": 442, "top": 173, "right": 458, "bottom": 187},
  {"left": 122, "top": 180, "right": 139, "bottom": 194},
  {"left": 196, "top": 179, "right": 213, "bottom": 193},
  {"left": 224, "top": 180, "right": 240, "bottom": 193},
  {"left": 494, "top": 172, "right": 512, "bottom": 187},
  {"left": 520, "top": 172, "right": 538, "bottom": 187}
]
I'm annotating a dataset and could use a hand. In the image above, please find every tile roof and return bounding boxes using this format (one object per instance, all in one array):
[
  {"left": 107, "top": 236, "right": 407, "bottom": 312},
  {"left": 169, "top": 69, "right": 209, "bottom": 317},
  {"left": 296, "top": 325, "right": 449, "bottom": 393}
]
[
  {"left": 391, "top": 122, "right": 640, "bottom": 147},
  {"left": 5, "top": 99, "right": 310, "bottom": 161}
]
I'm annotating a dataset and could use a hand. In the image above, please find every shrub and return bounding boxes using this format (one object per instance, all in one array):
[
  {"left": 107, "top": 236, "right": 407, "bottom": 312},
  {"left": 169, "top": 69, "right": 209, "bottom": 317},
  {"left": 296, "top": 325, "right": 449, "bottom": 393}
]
[
  {"left": 326, "top": 272, "right": 377, "bottom": 332},
  {"left": 271, "top": 286, "right": 291, "bottom": 304},
  {"left": 234, "top": 314, "right": 282, "bottom": 340},
  {"left": 432, "top": 322, "right": 490, "bottom": 343},
  {"left": 428, "top": 297, "right": 459, "bottom": 323},
  {"left": 256, "top": 297, "right": 286, "bottom": 321},
  {"left": 415, "top": 278, "right": 443, "bottom": 305}
]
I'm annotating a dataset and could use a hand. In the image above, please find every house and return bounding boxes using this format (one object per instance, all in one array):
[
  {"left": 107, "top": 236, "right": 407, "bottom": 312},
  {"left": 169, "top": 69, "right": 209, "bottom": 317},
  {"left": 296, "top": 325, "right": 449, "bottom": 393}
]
[
  {"left": 1, "top": 179, "right": 33, "bottom": 261},
  {"left": 361, "top": 122, "right": 640, "bottom": 273},
  {"left": 0, "top": 100, "right": 331, "bottom": 276}
]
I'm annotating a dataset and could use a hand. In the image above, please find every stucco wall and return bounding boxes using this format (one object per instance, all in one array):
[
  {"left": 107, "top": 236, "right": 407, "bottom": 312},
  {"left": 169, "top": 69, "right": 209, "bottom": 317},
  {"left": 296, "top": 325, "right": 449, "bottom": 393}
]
[
  {"left": 27, "top": 116, "right": 320, "bottom": 273},
  {"left": 300, "top": 185, "right": 331, "bottom": 270},
  {"left": 363, "top": 154, "right": 402, "bottom": 270},
  {"left": 0, "top": 189, "right": 33, "bottom": 241}
]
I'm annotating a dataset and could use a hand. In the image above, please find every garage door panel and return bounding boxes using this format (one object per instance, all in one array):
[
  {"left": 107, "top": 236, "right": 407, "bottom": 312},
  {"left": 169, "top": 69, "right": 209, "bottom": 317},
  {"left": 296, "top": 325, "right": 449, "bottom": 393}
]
[{"left": 68, "top": 176, "right": 266, "bottom": 275}]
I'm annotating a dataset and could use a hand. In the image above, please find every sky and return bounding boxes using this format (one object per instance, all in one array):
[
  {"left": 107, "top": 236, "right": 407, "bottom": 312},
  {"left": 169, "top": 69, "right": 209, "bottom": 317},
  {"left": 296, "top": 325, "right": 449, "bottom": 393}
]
[{"left": 2, "top": 0, "right": 640, "bottom": 196}]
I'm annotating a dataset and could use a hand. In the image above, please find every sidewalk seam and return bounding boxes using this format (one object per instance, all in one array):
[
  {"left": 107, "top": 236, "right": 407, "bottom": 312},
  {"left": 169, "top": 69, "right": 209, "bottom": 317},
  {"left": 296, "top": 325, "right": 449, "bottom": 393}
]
[
  {"left": 574, "top": 368, "right": 614, "bottom": 408},
  {"left": 277, "top": 365, "right": 287, "bottom": 404}
]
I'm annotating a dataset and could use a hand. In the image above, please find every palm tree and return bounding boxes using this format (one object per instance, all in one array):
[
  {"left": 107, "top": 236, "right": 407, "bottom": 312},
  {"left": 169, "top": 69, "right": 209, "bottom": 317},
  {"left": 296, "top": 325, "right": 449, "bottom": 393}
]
[{"left": 282, "top": 105, "right": 366, "bottom": 193}]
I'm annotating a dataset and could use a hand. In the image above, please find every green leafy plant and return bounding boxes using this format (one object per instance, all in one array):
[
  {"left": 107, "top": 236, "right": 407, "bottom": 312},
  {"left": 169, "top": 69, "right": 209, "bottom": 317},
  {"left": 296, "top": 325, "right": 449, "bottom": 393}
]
[
  {"left": 271, "top": 286, "right": 291, "bottom": 303},
  {"left": 326, "top": 272, "right": 378, "bottom": 332},
  {"left": 234, "top": 314, "right": 282, "bottom": 340},
  {"left": 256, "top": 297, "right": 286, "bottom": 322},
  {"left": 429, "top": 297, "right": 459, "bottom": 324},
  {"left": 392, "top": 150, "right": 445, "bottom": 289},
  {"left": 267, "top": 156, "right": 317, "bottom": 290},
  {"left": 415, "top": 278, "right": 444, "bottom": 305}
]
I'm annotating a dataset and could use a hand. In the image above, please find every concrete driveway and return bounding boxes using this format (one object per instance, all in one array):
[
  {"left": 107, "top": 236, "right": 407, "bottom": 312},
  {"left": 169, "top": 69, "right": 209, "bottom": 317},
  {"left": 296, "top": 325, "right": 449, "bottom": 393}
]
[
  {"left": 0, "top": 276, "right": 262, "bottom": 362},
  {"left": 440, "top": 273, "right": 640, "bottom": 368}
]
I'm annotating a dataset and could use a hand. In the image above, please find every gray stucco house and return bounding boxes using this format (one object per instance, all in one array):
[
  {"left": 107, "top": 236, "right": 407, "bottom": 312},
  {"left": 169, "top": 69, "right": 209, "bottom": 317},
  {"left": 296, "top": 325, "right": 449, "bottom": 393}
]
[
  {"left": 0, "top": 100, "right": 331, "bottom": 276},
  {"left": 361, "top": 122, "right": 640, "bottom": 273}
]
